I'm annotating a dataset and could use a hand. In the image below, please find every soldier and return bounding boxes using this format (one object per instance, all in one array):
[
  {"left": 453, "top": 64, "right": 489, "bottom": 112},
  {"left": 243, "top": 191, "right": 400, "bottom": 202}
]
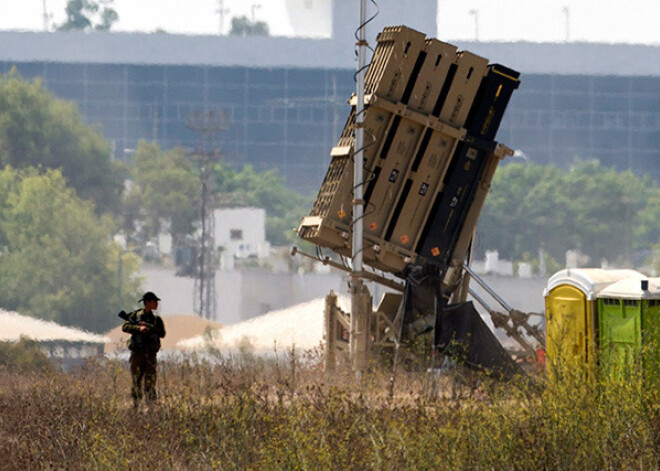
[{"left": 122, "top": 291, "right": 166, "bottom": 409}]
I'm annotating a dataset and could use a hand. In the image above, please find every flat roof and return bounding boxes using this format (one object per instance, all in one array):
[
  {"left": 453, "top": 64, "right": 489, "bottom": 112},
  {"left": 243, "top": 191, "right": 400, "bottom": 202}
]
[
  {"left": 544, "top": 268, "right": 645, "bottom": 300},
  {"left": 598, "top": 278, "right": 660, "bottom": 300},
  {"left": 1, "top": 31, "right": 659, "bottom": 76}
]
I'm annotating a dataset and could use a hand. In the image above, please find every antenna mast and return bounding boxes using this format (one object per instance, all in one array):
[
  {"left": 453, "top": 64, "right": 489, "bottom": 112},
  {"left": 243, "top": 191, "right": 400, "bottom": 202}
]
[
  {"left": 217, "top": 0, "right": 230, "bottom": 35},
  {"left": 187, "top": 110, "right": 228, "bottom": 319},
  {"left": 42, "top": 0, "right": 49, "bottom": 31}
]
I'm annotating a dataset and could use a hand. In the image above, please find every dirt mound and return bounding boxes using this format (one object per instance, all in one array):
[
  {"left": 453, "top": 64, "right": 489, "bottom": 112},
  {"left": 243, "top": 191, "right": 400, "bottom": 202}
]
[
  {"left": 178, "top": 296, "right": 350, "bottom": 355},
  {"left": 104, "top": 314, "right": 222, "bottom": 352}
]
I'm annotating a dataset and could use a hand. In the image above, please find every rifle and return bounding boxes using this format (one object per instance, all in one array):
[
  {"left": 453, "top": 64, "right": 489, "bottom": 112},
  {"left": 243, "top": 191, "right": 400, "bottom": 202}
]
[
  {"left": 118, "top": 310, "right": 155, "bottom": 329},
  {"left": 118, "top": 310, "right": 158, "bottom": 352},
  {"left": 118, "top": 310, "right": 137, "bottom": 323}
]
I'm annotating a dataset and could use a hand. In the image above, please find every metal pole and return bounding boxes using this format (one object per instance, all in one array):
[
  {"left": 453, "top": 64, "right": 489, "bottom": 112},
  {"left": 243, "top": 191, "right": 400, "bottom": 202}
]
[
  {"left": 350, "top": 0, "right": 368, "bottom": 373},
  {"left": 462, "top": 263, "right": 513, "bottom": 313},
  {"left": 42, "top": 0, "right": 49, "bottom": 31}
]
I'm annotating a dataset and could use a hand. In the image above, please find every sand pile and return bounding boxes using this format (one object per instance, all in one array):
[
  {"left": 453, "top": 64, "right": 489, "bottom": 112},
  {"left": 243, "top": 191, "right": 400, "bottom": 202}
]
[
  {"left": 178, "top": 296, "right": 350, "bottom": 355},
  {"left": 104, "top": 314, "right": 222, "bottom": 352}
]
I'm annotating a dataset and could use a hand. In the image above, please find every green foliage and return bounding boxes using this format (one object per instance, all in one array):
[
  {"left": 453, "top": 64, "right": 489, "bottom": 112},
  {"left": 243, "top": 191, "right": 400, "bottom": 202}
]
[
  {"left": 215, "top": 164, "right": 312, "bottom": 246},
  {"left": 123, "top": 141, "right": 198, "bottom": 246},
  {"left": 0, "top": 167, "right": 140, "bottom": 332},
  {"left": 478, "top": 159, "right": 658, "bottom": 265},
  {"left": 229, "top": 15, "right": 270, "bottom": 36},
  {"left": 653, "top": 242, "right": 660, "bottom": 275},
  {"left": 57, "top": 0, "right": 119, "bottom": 32},
  {"left": 635, "top": 186, "right": 660, "bottom": 250},
  {"left": 0, "top": 338, "right": 53, "bottom": 372},
  {"left": 478, "top": 162, "right": 564, "bottom": 261},
  {"left": 123, "top": 142, "right": 311, "bottom": 249},
  {"left": 0, "top": 70, "right": 123, "bottom": 214}
]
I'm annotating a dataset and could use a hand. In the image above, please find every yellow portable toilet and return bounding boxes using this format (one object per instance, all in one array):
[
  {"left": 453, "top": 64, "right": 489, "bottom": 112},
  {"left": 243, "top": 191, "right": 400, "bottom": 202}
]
[{"left": 544, "top": 268, "right": 644, "bottom": 374}]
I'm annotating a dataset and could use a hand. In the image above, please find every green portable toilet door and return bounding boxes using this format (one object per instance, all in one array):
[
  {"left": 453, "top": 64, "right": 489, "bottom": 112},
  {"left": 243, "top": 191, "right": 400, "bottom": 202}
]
[
  {"left": 643, "top": 301, "right": 660, "bottom": 386},
  {"left": 599, "top": 299, "right": 642, "bottom": 378}
]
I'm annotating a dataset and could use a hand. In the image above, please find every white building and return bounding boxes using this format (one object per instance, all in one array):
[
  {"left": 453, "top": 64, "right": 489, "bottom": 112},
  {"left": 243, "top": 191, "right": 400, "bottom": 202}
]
[{"left": 214, "top": 207, "right": 271, "bottom": 264}]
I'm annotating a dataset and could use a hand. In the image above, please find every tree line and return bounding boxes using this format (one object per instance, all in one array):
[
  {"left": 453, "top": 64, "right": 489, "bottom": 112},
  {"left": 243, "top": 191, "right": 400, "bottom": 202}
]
[{"left": 477, "top": 159, "right": 660, "bottom": 271}]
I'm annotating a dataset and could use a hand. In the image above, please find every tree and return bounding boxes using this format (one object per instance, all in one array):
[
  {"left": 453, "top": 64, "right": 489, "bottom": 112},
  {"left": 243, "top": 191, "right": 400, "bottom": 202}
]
[
  {"left": 634, "top": 186, "right": 660, "bottom": 252},
  {"left": 560, "top": 160, "right": 648, "bottom": 263},
  {"left": 123, "top": 141, "right": 199, "bottom": 246},
  {"left": 477, "top": 159, "right": 659, "bottom": 267},
  {"left": 215, "top": 164, "right": 312, "bottom": 246},
  {"left": 476, "top": 162, "right": 566, "bottom": 261},
  {"left": 0, "top": 70, "right": 123, "bottom": 214},
  {"left": 57, "top": 0, "right": 119, "bottom": 32},
  {"left": 97, "top": 2, "right": 119, "bottom": 31},
  {"left": 0, "top": 167, "right": 140, "bottom": 332},
  {"left": 124, "top": 139, "right": 311, "bottom": 248},
  {"left": 229, "top": 16, "right": 269, "bottom": 36}
]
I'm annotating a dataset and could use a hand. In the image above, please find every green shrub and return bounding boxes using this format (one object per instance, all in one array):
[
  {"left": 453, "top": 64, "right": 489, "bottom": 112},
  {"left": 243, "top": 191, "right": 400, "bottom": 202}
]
[{"left": 0, "top": 337, "right": 52, "bottom": 372}]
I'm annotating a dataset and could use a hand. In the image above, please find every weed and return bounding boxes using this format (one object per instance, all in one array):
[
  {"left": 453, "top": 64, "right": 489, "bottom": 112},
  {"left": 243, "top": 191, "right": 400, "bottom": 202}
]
[{"left": 0, "top": 349, "right": 657, "bottom": 470}]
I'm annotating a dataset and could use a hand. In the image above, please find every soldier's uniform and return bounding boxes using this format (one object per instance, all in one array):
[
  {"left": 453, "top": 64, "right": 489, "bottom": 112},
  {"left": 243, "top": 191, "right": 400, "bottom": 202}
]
[{"left": 122, "top": 295, "right": 166, "bottom": 407}]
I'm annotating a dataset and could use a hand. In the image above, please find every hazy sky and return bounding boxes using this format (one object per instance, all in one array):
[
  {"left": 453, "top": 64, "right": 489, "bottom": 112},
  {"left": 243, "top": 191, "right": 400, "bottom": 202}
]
[
  {"left": 0, "top": 0, "right": 293, "bottom": 35},
  {"left": 1, "top": 0, "right": 659, "bottom": 44}
]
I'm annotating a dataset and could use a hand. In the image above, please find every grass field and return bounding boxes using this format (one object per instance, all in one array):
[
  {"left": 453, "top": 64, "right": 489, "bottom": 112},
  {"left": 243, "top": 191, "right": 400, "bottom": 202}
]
[{"left": 0, "top": 343, "right": 658, "bottom": 470}]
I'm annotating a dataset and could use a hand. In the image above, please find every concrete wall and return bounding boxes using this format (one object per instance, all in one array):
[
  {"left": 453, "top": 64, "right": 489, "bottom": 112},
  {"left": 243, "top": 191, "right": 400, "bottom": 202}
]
[
  {"left": 141, "top": 267, "right": 346, "bottom": 324},
  {"left": 141, "top": 265, "right": 547, "bottom": 326}
]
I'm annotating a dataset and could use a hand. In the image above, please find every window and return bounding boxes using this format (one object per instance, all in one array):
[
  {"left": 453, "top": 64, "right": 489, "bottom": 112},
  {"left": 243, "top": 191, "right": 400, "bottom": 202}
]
[{"left": 230, "top": 229, "right": 243, "bottom": 240}]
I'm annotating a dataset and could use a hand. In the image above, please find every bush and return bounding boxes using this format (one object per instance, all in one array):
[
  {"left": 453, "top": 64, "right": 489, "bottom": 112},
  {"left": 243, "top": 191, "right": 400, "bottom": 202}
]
[{"left": 0, "top": 338, "right": 52, "bottom": 373}]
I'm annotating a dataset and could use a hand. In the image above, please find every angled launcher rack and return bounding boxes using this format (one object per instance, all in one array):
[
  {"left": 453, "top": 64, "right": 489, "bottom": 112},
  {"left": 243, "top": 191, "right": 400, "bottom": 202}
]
[{"left": 298, "top": 26, "right": 520, "bottom": 298}]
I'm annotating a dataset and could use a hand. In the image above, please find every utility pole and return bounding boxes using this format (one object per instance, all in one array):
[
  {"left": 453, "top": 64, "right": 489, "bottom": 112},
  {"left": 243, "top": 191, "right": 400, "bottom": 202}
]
[
  {"left": 186, "top": 110, "right": 228, "bottom": 320},
  {"left": 350, "top": 0, "right": 370, "bottom": 375},
  {"left": 251, "top": 4, "right": 261, "bottom": 24},
  {"left": 217, "top": 0, "right": 230, "bottom": 35},
  {"left": 469, "top": 9, "right": 479, "bottom": 42},
  {"left": 42, "top": 0, "right": 49, "bottom": 31}
]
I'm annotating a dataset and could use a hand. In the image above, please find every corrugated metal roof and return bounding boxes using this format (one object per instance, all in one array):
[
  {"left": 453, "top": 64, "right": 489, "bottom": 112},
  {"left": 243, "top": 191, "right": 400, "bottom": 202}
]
[
  {"left": 0, "top": 309, "right": 109, "bottom": 343},
  {"left": 0, "top": 31, "right": 659, "bottom": 76}
]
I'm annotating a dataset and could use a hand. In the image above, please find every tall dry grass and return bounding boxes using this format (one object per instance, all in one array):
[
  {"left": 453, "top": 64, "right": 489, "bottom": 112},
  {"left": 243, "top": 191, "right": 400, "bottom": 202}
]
[{"left": 0, "top": 345, "right": 657, "bottom": 470}]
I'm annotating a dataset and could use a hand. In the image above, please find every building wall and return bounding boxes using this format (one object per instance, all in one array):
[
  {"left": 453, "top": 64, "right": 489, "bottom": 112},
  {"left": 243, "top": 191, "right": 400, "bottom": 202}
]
[
  {"left": 3, "top": 60, "right": 659, "bottom": 194},
  {"left": 141, "top": 266, "right": 346, "bottom": 324},
  {"left": 140, "top": 265, "right": 547, "bottom": 329},
  {"left": 213, "top": 207, "right": 268, "bottom": 258},
  {"left": 0, "top": 60, "right": 354, "bottom": 195},
  {"left": 499, "top": 74, "right": 660, "bottom": 175}
]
